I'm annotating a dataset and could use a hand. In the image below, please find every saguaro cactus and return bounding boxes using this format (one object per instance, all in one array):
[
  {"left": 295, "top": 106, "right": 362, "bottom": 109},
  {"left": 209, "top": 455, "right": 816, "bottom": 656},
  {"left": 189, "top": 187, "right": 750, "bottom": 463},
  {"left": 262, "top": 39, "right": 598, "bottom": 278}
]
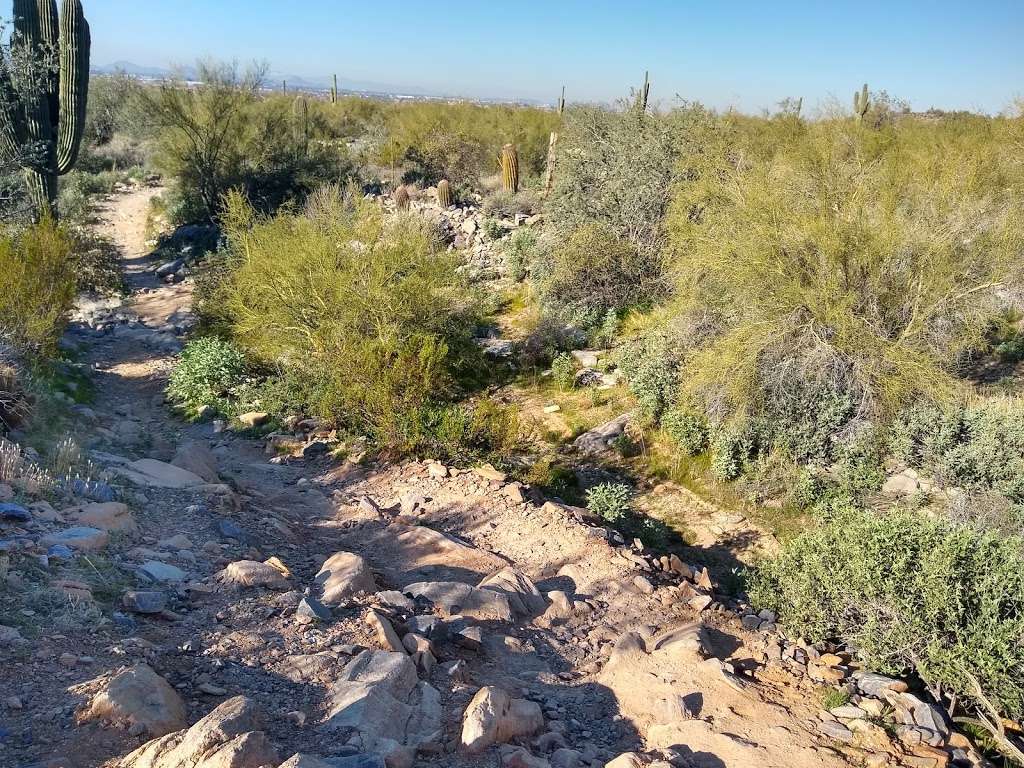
[
  {"left": 393, "top": 184, "right": 410, "bottom": 211},
  {"left": 293, "top": 95, "right": 309, "bottom": 155},
  {"left": 0, "top": 0, "right": 91, "bottom": 218},
  {"left": 853, "top": 83, "right": 870, "bottom": 120},
  {"left": 545, "top": 86, "right": 565, "bottom": 193},
  {"left": 636, "top": 70, "right": 650, "bottom": 114},
  {"left": 500, "top": 143, "right": 519, "bottom": 194},
  {"left": 331, "top": 73, "right": 338, "bottom": 104},
  {"left": 436, "top": 179, "right": 452, "bottom": 208}
]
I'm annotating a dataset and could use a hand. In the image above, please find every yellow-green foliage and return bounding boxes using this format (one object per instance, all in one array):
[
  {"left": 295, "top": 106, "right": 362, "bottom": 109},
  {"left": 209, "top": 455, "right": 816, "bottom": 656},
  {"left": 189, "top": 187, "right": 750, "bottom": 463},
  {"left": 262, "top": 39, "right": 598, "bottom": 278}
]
[
  {"left": 374, "top": 101, "right": 558, "bottom": 188},
  {"left": 668, "top": 113, "right": 1024, "bottom": 421},
  {"left": 214, "top": 190, "right": 479, "bottom": 449},
  {"left": 0, "top": 218, "right": 76, "bottom": 352}
]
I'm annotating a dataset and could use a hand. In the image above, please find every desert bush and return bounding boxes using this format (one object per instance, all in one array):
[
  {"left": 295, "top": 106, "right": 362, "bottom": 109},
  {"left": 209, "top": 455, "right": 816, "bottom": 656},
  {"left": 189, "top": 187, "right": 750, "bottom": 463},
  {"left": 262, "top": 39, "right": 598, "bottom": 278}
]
[
  {"left": 533, "top": 222, "right": 658, "bottom": 330},
  {"left": 661, "top": 406, "right": 707, "bottom": 455},
  {"left": 503, "top": 228, "right": 538, "bottom": 282},
  {"left": 167, "top": 337, "right": 248, "bottom": 413},
  {"left": 213, "top": 191, "right": 484, "bottom": 453},
  {"left": 550, "top": 352, "right": 578, "bottom": 390},
  {"left": 890, "top": 399, "right": 1024, "bottom": 502},
  {"left": 376, "top": 101, "right": 557, "bottom": 189},
  {"left": 616, "top": 330, "right": 682, "bottom": 423},
  {"left": 586, "top": 482, "right": 632, "bottom": 524},
  {"left": 0, "top": 219, "right": 76, "bottom": 354},
  {"left": 750, "top": 504, "right": 1024, "bottom": 719},
  {"left": 85, "top": 72, "right": 143, "bottom": 146},
  {"left": 668, "top": 114, "right": 1024, "bottom": 432},
  {"left": 138, "top": 61, "right": 349, "bottom": 219}
]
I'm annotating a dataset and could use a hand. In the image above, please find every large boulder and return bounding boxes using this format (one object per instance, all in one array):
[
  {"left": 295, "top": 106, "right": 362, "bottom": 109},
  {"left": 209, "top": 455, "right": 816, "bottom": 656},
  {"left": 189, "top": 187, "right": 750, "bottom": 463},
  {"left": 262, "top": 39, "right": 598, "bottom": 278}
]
[
  {"left": 118, "top": 696, "right": 278, "bottom": 768},
  {"left": 572, "top": 414, "right": 630, "bottom": 455},
  {"left": 461, "top": 686, "right": 544, "bottom": 753},
  {"left": 81, "top": 664, "right": 186, "bottom": 737},
  {"left": 315, "top": 552, "right": 376, "bottom": 605},
  {"left": 321, "top": 650, "right": 442, "bottom": 767},
  {"left": 40, "top": 526, "right": 109, "bottom": 552},
  {"left": 403, "top": 581, "right": 514, "bottom": 622}
]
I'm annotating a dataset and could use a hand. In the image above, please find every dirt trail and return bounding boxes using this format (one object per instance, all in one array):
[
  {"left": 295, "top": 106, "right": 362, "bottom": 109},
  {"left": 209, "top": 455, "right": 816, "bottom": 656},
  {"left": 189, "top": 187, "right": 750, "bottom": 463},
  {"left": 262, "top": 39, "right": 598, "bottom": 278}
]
[{"left": 1, "top": 188, "right": 862, "bottom": 768}]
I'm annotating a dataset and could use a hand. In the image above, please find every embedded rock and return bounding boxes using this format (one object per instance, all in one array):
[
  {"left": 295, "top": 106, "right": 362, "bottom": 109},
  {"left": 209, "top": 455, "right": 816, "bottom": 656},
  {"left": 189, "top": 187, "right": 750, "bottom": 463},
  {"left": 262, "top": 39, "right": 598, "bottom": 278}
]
[
  {"left": 219, "top": 560, "right": 290, "bottom": 590},
  {"left": 321, "top": 650, "right": 442, "bottom": 765},
  {"left": 83, "top": 664, "right": 186, "bottom": 737},
  {"left": 71, "top": 501, "right": 138, "bottom": 532},
  {"left": 403, "top": 581, "right": 514, "bottom": 622},
  {"left": 315, "top": 551, "right": 376, "bottom": 605},
  {"left": 477, "top": 567, "right": 546, "bottom": 618},
  {"left": 41, "top": 526, "right": 109, "bottom": 552},
  {"left": 461, "top": 686, "right": 544, "bottom": 753},
  {"left": 117, "top": 696, "right": 278, "bottom": 768},
  {"left": 171, "top": 440, "right": 220, "bottom": 483},
  {"left": 114, "top": 458, "right": 206, "bottom": 489}
]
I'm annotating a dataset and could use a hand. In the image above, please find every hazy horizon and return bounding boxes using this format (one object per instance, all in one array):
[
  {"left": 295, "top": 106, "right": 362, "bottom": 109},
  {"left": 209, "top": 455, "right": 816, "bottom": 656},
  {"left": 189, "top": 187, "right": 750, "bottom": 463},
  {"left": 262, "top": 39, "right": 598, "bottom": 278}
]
[{"left": 74, "top": 0, "right": 1024, "bottom": 114}]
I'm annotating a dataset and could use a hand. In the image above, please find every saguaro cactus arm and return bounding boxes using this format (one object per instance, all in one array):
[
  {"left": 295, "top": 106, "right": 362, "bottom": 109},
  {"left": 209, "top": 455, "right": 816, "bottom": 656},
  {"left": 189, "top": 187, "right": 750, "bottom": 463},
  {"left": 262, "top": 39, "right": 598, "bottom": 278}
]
[{"left": 56, "top": 0, "right": 90, "bottom": 173}]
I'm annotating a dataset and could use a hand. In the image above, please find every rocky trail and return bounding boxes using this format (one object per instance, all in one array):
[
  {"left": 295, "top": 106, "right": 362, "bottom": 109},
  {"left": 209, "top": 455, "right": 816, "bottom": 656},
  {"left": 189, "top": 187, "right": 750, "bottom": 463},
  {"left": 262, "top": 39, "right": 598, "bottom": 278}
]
[{"left": 0, "top": 188, "right": 967, "bottom": 768}]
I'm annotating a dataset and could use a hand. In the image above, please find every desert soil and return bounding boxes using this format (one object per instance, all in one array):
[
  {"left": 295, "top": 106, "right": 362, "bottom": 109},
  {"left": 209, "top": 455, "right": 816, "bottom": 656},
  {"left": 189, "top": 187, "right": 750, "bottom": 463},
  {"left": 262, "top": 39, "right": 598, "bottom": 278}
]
[{"left": 0, "top": 186, "right": 860, "bottom": 768}]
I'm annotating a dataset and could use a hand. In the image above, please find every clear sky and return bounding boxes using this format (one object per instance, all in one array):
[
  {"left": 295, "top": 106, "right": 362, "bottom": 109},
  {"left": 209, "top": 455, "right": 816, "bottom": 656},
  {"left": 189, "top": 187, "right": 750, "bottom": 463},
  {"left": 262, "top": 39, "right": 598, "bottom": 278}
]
[{"left": 83, "top": 0, "right": 1022, "bottom": 113}]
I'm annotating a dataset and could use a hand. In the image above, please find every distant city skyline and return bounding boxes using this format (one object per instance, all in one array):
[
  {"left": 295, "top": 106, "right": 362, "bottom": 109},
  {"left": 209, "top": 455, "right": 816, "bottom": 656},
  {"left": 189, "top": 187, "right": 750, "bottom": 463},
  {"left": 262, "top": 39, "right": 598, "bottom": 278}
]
[{"left": 82, "top": 0, "right": 1023, "bottom": 114}]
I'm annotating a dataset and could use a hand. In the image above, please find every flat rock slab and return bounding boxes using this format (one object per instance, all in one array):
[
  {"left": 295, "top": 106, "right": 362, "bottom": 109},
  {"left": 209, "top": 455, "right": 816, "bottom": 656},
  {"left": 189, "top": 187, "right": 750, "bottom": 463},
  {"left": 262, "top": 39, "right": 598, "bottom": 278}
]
[
  {"left": 114, "top": 458, "right": 206, "bottom": 489},
  {"left": 219, "top": 560, "right": 290, "bottom": 590},
  {"left": 41, "top": 526, "right": 109, "bottom": 552},
  {"left": 71, "top": 501, "right": 138, "bottom": 532},
  {"left": 137, "top": 560, "right": 187, "bottom": 583},
  {"left": 366, "top": 524, "right": 505, "bottom": 586},
  {"left": 404, "top": 581, "right": 514, "bottom": 622}
]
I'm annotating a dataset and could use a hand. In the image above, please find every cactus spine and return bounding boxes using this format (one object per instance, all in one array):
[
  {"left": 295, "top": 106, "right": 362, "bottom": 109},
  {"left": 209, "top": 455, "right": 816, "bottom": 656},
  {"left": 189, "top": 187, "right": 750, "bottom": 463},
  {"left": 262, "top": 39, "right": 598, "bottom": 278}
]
[
  {"left": 1, "top": 0, "right": 91, "bottom": 218},
  {"left": 500, "top": 143, "right": 519, "bottom": 194},
  {"left": 436, "top": 179, "right": 452, "bottom": 208},
  {"left": 854, "top": 83, "right": 870, "bottom": 120},
  {"left": 393, "top": 184, "right": 410, "bottom": 211}
]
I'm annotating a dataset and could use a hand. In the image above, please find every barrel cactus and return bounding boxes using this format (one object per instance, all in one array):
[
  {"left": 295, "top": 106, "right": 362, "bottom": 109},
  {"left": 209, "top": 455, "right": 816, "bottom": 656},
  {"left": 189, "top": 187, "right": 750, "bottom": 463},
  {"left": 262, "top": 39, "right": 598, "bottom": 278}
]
[
  {"left": 500, "top": 144, "right": 519, "bottom": 194},
  {"left": 393, "top": 185, "right": 410, "bottom": 211},
  {"left": 436, "top": 179, "right": 452, "bottom": 208},
  {"left": 0, "top": 0, "right": 91, "bottom": 218}
]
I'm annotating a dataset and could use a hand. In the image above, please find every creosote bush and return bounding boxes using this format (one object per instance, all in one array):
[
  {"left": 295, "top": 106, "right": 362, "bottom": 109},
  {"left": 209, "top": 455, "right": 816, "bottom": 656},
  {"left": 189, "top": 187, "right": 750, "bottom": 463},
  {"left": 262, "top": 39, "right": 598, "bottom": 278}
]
[
  {"left": 750, "top": 504, "right": 1024, "bottom": 720},
  {"left": 208, "top": 190, "right": 506, "bottom": 456},
  {"left": 0, "top": 219, "right": 77, "bottom": 354},
  {"left": 586, "top": 482, "right": 632, "bottom": 524}
]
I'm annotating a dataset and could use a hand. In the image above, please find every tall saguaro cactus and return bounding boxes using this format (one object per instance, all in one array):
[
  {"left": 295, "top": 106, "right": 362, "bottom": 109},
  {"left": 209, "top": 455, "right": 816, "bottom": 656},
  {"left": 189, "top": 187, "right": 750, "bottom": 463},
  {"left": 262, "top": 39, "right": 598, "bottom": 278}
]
[
  {"left": 636, "top": 70, "right": 650, "bottom": 114},
  {"left": 500, "top": 143, "right": 519, "bottom": 194},
  {"left": 436, "top": 179, "right": 452, "bottom": 208},
  {"left": 853, "top": 83, "right": 870, "bottom": 120},
  {"left": 544, "top": 86, "right": 565, "bottom": 193},
  {"left": 331, "top": 73, "right": 338, "bottom": 104},
  {"left": 293, "top": 95, "right": 309, "bottom": 155},
  {"left": 0, "top": 0, "right": 91, "bottom": 218}
]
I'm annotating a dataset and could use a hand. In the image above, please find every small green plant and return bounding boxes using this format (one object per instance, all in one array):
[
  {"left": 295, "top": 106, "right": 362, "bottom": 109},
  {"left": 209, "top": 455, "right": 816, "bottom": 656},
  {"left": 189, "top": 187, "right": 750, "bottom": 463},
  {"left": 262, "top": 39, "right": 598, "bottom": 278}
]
[
  {"left": 586, "top": 482, "right": 632, "bottom": 524},
  {"left": 820, "top": 687, "right": 851, "bottom": 711},
  {"left": 503, "top": 228, "right": 538, "bottom": 282},
  {"left": 167, "top": 336, "right": 247, "bottom": 413},
  {"left": 482, "top": 217, "right": 504, "bottom": 241},
  {"left": 550, "top": 352, "right": 578, "bottom": 390},
  {"left": 661, "top": 407, "right": 707, "bottom": 455}
]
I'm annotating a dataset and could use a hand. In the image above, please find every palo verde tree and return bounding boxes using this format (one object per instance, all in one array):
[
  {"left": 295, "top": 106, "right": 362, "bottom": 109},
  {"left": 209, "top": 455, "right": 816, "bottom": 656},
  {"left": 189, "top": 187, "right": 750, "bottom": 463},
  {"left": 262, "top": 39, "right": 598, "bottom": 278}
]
[{"left": 0, "top": 0, "right": 91, "bottom": 219}]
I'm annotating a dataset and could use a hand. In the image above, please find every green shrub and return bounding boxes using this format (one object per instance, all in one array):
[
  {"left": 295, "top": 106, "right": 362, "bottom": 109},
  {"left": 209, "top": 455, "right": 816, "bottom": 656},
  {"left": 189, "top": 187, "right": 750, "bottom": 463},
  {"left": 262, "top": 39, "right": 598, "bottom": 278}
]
[
  {"left": 586, "top": 482, "right": 632, "bottom": 524},
  {"left": 0, "top": 219, "right": 77, "bottom": 354},
  {"left": 534, "top": 222, "right": 659, "bottom": 330},
  {"left": 167, "top": 337, "right": 248, "bottom": 412},
  {"left": 710, "top": 426, "right": 752, "bottom": 481},
  {"left": 668, "top": 115, "right": 1024, "bottom": 428},
  {"left": 214, "top": 191, "right": 483, "bottom": 454},
  {"left": 550, "top": 352, "right": 578, "bottom": 390},
  {"left": 616, "top": 331, "right": 681, "bottom": 423},
  {"left": 661, "top": 407, "right": 708, "bottom": 455},
  {"left": 482, "top": 217, "right": 504, "bottom": 241},
  {"left": 750, "top": 504, "right": 1024, "bottom": 719},
  {"left": 503, "top": 228, "right": 538, "bottom": 282}
]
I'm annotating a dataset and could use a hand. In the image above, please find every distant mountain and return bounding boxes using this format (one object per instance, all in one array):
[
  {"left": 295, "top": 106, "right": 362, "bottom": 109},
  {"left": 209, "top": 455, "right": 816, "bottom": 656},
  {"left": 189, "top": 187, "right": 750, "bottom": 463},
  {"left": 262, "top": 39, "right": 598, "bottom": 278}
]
[{"left": 90, "top": 61, "right": 546, "bottom": 106}]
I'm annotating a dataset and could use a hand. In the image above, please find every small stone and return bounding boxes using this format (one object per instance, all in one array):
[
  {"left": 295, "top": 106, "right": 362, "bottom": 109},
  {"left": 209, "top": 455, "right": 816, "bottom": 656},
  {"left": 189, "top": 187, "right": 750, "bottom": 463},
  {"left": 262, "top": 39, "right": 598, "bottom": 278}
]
[
  {"left": 818, "top": 720, "right": 855, "bottom": 742},
  {"left": 198, "top": 682, "right": 227, "bottom": 696},
  {"left": 122, "top": 590, "right": 168, "bottom": 615},
  {"left": 136, "top": 560, "right": 187, "bottom": 584},
  {"left": 237, "top": 411, "right": 270, "bottom": 428},
  {"left": 296, "top": 597, "right": 332, "bottom": 622},
  {"left": 632, "top": 575, "right": 654, "bottom": 595}
]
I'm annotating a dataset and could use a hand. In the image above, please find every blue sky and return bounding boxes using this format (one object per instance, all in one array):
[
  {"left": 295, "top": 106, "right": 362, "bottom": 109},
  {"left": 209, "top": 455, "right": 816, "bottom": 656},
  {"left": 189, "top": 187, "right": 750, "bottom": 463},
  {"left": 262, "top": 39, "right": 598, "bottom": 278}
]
[{"left": 83, "top": 0, "right": 1022, "bottom": 113}]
